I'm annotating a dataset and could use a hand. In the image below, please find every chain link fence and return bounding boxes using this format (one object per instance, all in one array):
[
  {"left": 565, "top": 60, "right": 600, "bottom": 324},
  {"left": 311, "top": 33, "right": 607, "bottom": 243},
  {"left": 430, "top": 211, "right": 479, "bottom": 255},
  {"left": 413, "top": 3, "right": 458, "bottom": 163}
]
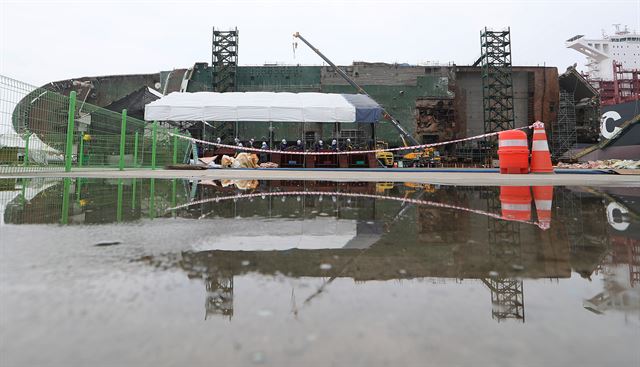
[{"left": 0, "top": 75, "right": 191, "bottom": 174}]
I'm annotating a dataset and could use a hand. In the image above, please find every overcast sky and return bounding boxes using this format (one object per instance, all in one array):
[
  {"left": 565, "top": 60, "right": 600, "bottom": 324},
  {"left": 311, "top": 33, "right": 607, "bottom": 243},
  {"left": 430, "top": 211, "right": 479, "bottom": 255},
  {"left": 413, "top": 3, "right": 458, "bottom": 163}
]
[{"left": 1, "top": 0, "right": 639, "bottom": 86}]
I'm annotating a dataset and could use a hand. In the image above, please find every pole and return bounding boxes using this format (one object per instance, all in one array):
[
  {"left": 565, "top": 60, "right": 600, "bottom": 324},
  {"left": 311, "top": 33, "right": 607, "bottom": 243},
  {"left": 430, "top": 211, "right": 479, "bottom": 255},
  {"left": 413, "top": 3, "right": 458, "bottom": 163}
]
[
  {"left": 151, "top": 121, "right": 158, "bottom": 170},
  {"left": 172, "top": 128, "right": 178, "bottom": 165},
  {"left": 64, "top": 91, "right": 77, "bottom": 172},
  {"left": 76, "top": 177, "right": 82, "bottom": 202},
  {"left": 149, "top": 178, "right": 156, "bottom": 219},
  {"left": 78, "top": 133, "right": 84, "bottom": 167},
  {"left": 171, "top": 179, "right": 177, "bottom": 217},
  {"left": 133, "top": 131, "right": 139, "bottom": 167},
  {"left": 119, "top": 109, "right": 127, "bottom": 170},
  {"left": 23, "top": 132, "right": 31, "bottom": 167},
  {"left": 61, "top": 178, "right": 71, "bottom": 224},
  {"left": 20, "top": 178, "right": 26, "bottom": 207},
  {"left": 116, "top": 178, "right": 123, "bottom": 222},
  {"left": 132, "top": 178, "right": 137, "bottom": 210}
]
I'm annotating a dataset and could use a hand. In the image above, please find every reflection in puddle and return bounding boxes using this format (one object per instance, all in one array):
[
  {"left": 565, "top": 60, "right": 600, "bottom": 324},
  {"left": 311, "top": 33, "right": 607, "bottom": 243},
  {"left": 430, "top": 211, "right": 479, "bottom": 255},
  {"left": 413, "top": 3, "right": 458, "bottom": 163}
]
[{"left": 0, "top": 178, "right": 638, "bottom": 364}]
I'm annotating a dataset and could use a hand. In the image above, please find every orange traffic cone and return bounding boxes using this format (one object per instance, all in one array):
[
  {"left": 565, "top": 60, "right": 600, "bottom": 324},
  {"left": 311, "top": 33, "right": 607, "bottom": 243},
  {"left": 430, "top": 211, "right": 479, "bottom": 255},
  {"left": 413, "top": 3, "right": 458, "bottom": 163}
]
[
  {"left": 530, "top": 121, "right": 553, "bottom": 173},
  {"left": 500, "top": 186, "right": 532, "bottom": 221},
  {"left": 533, "top": 186, "right": 553, "bottom": 230}
]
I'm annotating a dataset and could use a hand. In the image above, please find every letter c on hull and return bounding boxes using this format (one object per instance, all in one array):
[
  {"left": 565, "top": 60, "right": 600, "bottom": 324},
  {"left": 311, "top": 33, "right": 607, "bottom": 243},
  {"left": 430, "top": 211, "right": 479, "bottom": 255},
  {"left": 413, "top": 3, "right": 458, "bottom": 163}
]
[
  {"left": 601, "top": 111, "right": 622, "bottom": 139},
  {"left": 607, "top": 201, "right": 630, "bottom": 231}
]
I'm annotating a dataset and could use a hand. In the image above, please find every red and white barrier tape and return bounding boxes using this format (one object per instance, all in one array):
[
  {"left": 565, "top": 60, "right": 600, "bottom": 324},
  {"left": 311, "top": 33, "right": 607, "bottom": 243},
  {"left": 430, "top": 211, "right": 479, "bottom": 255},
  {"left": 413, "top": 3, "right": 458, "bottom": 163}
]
[
  {"left": 168, "top": 189, "right": 545, "bottom": 229},
  {"left": 169, "top": 124, "right": 534, "bottom": 156}
]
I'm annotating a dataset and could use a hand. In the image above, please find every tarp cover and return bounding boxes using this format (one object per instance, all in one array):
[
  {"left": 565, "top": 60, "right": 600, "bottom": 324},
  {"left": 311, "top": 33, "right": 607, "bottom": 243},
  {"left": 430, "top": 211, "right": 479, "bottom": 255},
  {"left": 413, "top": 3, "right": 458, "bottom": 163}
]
[{"left": 144, "top": 92, "right": 382, "bottom": 123}]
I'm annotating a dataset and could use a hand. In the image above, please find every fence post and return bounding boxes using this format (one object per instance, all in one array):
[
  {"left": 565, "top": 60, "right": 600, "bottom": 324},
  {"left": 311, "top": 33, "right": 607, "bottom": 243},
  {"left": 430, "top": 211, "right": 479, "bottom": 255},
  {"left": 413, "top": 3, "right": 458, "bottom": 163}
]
[
  {"left": 116, "top": 178, "right": 123, "bottom": 222},
  {"left": 172, "top": 128, "right": 178, "bottom": 165},
  {"left": 133, "top": 131, "right": 139, "bottom": 167},
  {"left": 149, "top": 178, "right": 156, "bottom": 218},
  {"left": 23, "top": 132, "right": 31, "bottom": 167},
  {"left": 64, "top": 91, "right": 77, "bottom": 172},
  {"left": 61, "top": 178, "right": 71, "bottom": 224},
  {"left": 171, "top": 178, "right": 177, "bottom": 215},
  {"left": 132, "top": 178, "right": 137, "bottom": 210},
  {"left": 119, "top": 109, "right": 127, "bottom": 171},
  {"left": 76, "top": 177, "right": 82, "bottom": 202},
  {"left": 151, "top": 121, "right": 158, "bottom": 170},
  {"left": 20, "top": 178, "right": 26, "bottom": 206},
  {"left": 78, "top": 133, "right": 84, "bottom": 167}
]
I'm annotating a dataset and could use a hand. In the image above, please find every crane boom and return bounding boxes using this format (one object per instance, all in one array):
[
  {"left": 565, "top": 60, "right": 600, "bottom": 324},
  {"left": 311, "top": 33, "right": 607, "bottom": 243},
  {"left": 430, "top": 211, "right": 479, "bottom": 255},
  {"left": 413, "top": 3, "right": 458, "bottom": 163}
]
[{"left": 293, "top": 32, "right": 420, "bottom": 146}]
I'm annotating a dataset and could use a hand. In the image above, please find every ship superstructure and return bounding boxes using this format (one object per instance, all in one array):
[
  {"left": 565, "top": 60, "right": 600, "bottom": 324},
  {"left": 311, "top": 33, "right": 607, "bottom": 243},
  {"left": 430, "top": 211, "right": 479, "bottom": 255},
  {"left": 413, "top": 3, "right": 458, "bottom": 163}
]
[{"left": 566, "top": 25, "right": 640, "bottom": 105}]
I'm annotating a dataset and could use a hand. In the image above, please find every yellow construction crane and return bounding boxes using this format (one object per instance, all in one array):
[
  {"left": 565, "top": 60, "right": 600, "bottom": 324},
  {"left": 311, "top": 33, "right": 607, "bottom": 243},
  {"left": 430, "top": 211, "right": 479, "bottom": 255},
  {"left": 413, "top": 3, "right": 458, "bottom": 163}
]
[{"left": 399, "top": 135, "right": 441, "bottom": 167}]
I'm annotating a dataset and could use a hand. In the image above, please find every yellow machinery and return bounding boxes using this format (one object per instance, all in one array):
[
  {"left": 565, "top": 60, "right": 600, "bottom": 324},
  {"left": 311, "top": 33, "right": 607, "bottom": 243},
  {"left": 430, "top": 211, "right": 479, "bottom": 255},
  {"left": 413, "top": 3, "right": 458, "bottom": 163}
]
[
  {"left": 403, "top": 149, "right": 440, "bottom": 166},
  {"left": 376, "top": 182, "right": 394, "bottom": 193},
  {"left": 375, "top": 141, "right": 394, "bottom": 167},
  {"left": 400, "top": 135, "right": 441, "bottom": 167},
  {"left": 403, "top": 182, "right": 436, "bottom": 193}
]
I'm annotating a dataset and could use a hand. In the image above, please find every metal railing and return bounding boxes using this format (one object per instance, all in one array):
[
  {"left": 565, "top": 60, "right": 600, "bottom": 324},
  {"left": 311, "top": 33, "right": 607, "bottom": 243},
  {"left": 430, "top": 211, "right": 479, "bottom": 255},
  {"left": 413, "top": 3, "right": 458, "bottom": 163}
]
[{"left": 0, "top": 75, "right": 191, "bottom": 174}]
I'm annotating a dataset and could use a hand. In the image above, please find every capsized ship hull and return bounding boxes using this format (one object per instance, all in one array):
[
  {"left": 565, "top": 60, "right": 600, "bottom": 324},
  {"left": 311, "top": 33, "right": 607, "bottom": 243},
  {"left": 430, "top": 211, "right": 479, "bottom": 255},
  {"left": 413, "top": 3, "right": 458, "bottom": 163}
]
[{"left": 578, "top": 100, "right": 640, "bottom": 161}]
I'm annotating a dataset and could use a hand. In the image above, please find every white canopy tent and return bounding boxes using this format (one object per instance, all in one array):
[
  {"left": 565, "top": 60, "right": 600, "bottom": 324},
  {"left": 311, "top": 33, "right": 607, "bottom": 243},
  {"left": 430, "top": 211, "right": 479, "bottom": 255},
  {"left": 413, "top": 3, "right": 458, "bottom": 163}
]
[
  {"left": 144, "top": 92, "right": 382, "bottom": 123},
  {"left": 0, "top": 124, "right": 63, "bottom": 164}
]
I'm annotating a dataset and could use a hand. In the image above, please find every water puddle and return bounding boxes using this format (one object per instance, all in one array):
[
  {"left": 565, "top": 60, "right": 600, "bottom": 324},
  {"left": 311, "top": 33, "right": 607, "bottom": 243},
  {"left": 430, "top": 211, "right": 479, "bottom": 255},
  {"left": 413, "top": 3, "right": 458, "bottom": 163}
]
[{"left": 1, "top": 178, "right": 638, "bottom": 366}]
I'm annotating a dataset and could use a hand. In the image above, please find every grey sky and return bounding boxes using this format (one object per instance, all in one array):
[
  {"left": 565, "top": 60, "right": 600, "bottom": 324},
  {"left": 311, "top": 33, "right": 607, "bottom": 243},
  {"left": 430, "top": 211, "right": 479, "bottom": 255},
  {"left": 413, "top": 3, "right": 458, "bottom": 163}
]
[{"left": 1, "top": 0, "right": 639, "bottom": 86}]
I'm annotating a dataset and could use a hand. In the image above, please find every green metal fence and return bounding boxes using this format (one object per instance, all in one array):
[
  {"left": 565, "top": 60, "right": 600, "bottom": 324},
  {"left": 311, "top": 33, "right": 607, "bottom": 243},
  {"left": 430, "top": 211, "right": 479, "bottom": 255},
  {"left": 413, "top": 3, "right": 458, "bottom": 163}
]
[{"left": 0, "top": 75, "right": 191, "bottom": 174}]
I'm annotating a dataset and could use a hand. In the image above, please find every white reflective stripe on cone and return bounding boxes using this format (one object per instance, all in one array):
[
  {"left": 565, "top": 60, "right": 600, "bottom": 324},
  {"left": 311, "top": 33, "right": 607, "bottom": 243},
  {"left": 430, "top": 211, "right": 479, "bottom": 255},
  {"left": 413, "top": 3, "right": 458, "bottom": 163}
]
[
  {"left": 533, "top": 130, "right": 546, "bottom": 135},
  {"left": 502, "top": 203, "right": 531, "bottom": 211},
  {"left": 532, "top": 140, "right": 549, "bottom": 151},
  {"left": 499, "top": 139, "right": 528, "bottom": 147},
  {"left": 535, "top": 200, "right": 552, "bottom": 211}
]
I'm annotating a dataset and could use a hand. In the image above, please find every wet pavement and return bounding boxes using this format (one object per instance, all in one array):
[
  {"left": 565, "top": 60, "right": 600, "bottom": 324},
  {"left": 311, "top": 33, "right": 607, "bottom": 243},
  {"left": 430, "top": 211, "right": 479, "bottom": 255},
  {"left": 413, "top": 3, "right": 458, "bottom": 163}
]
[{"left": 0, "top": 178, "right": 639, "bottom": 366}]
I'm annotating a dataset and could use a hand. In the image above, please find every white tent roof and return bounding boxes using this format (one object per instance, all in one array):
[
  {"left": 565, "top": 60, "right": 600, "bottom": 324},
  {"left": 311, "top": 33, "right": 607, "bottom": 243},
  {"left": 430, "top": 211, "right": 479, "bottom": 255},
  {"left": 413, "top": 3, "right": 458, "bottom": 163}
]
[
  {"left": 144, "top": 92, "right": 372, "bottom": 123},
  {"left": 0, "top": 124, "right": 62, "bottom": 164}
]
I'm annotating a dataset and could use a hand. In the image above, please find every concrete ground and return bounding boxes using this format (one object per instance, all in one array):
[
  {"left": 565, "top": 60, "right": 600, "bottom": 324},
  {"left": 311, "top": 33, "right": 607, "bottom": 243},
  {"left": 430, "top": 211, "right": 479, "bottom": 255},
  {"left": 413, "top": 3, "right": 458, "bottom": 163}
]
[{"left": 2, "top": 168, "right": 639, "bottom": 186}]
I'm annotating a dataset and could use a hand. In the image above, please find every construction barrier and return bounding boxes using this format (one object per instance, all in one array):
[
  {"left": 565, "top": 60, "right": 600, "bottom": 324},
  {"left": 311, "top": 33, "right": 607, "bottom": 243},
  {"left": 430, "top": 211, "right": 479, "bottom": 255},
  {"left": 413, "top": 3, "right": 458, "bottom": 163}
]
[
  {"left": 531, "top": 121, "right": 554, "bottom": 173},
  {"left": 499, "top": 186, "right": 532, "bottom": 221},
  {"left": 169, "top": 187, "right": 546, "bottom": 228},
  {"left": 533, "top": 186, "right": 553, "bottom": 230},
  {"left": 498, "top": 129, "right": 529, "bottom": 174},
  {"left": 170, "top": 125, "right": 533, "bottom": 156}
]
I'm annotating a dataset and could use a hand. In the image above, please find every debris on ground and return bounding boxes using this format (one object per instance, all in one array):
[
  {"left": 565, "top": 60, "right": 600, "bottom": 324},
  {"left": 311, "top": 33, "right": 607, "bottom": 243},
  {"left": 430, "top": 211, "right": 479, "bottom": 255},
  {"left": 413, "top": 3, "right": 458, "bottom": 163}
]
[
  {"left": 220, "top": 180, "right": 259, "bottom": 189},
  {"left": 259, "top": 162, "right": 279, "bottom": 168},
  {"left": 556, "top": 160, "right": 640, "bottom": 170},
  {"left": 197, "top": 156, "right": 221, "bottom": 168},
  {"left": 221, "top": 153, "right": 259, "bottom": 168}
]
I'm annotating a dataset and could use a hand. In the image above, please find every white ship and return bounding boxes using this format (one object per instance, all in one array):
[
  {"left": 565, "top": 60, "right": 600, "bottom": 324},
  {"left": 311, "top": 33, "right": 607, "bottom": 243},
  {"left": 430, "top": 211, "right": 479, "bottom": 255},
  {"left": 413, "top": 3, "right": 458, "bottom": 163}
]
[
  {"left": 566, "top": 24, "right": 640, "bottom": 82},
  {"left": 566, "top": 25, "right": 640, "bottom": 160}
]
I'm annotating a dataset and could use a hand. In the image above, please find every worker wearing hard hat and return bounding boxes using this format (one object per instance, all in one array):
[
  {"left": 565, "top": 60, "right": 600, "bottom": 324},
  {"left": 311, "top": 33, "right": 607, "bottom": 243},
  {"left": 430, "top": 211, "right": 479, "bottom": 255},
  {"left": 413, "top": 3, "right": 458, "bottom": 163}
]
[
  {"left": 343, "top": 138, "right": 353, "bottom": 151},
  {"left": 279, "top": 139, "right": 288, "bottom": 151},
  {"left": 259, "top": 141, "right": 269, "bottom": 163},
  {"left": 295, "top": 139, "right": 304, "bottom": 151},
  {"left": 331, "top": 139, "right": 339, "bottom": 152},
  {"left": 314, "top": 139, "right": 324, "bottom": 152}
]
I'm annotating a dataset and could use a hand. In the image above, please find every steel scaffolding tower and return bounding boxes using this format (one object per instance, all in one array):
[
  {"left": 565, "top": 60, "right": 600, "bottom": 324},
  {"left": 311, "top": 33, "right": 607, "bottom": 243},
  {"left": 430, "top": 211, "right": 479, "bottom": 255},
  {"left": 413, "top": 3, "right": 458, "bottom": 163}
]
[
  {"left": 211, "top": 27, "right": 239, "bottom": 140},
  {"left": 555, "top": 188, "right": 585, "bottom": 253},
  {"left": 212, "top": 27, "right": 239, "bottom": 93},
  {"left": 485, "top": 278, "right": 525, "bottom": 321},
  {"left": 480, "top": 27, "right": 515, "bottom": 158},
  {"left": 483, "top": 190, "right": 525, "bottom": 322},
  {"left": 552, "top": 90, "right": 578, "bottom": 160},
  {"left": 205, "top": 274, "right": 234, "bottom": 319}
]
